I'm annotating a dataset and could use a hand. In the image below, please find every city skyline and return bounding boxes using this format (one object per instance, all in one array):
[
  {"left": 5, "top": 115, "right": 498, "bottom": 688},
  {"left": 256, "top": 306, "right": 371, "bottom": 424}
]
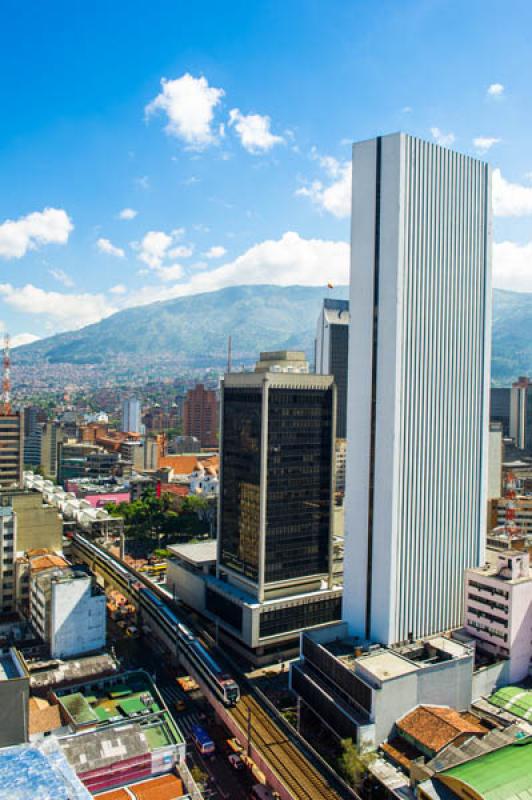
[{"left": 1, "top": 1, "right": 532, "bottom": 343}]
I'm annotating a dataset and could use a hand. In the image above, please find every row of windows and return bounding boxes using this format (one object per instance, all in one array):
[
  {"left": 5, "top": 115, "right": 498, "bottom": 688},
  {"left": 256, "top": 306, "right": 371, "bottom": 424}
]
[
  {"left": 467, "top": 606, "right": 508, "bottom": 627},
  {"left": 468, "top": 592, "right": 508, "bottom": 613},
  {"left": 467, "top": 618, "right": 508, "bottom": 642},
  {"left": 259, "top": 596, "right": 341, "bottom": 637},
  {"left": 205, "top": 587, "right": 243, "bottom": 633},
  {"left": 468, "top": 580, "right": 509, "bottom": 600}
]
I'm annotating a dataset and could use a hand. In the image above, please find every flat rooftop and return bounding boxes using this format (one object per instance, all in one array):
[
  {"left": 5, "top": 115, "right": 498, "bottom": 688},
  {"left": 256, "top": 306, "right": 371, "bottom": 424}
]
[
  {"left": 56, "top": 670, "right": 183, "bottom": 747},
  {"left": 0, "top": 649, "right": 25, "bottom": 681},
  {"left": 168, "top": 539, "right": 217, "bottom": 565},
  {"left": 0, "top": 739, "right": 91, "bottom": 800},
  {"left": 27, "top": 652, "right": 119, "bottom": 691}
]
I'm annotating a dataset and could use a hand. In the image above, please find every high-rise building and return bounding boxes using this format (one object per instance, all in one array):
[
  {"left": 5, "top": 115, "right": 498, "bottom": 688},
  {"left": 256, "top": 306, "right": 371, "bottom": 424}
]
[
  {"left": 315, "top": 299, "right": 350, "bottom": 439},
  {"left": 509, "top": 376, "right": 532, "bottom": 451},
  {"left": 344, "top": 133, "right": 492, "bottom": 646},
  {"left": 0, "top": 412, "right": 24, "bottom": 488},
  {"left": 171, "top": 352, "right": 342, "bottom": 663},
  {"left": 183, "top": 384, "right": 218, "bottom": 449},
  {"left": 121, "top": 397, "right": 142, "bottom": 434},
  {"left": 490, "top": 387, "right": 510, "bottom": 437}
]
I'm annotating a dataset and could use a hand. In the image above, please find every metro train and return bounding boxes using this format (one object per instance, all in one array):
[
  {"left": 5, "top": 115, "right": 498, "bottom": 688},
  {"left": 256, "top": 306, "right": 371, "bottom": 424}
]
[
  {"left": 140, "top": 587, "right": 240, "bottom": 707},
  {"left": 72, "top": 534, "right": 240, "bottom": 707}
]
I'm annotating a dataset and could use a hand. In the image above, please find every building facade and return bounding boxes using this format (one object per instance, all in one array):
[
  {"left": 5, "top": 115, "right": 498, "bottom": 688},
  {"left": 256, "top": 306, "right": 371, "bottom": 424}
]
[
  {"left": 509, "top": 376, "right": 532, "bottom": 452},
  {"left": 121, "top": 397, "right": 142, "bottom": 434},
  {"left": 490, "top": 387, "right": 511, "bottom": 437},
  {"left": 31, "top": 565, "right": 106, "bottom": 659},
  {"left": 0, "top": 489, "right": 62, "bottom": 613},
  {"left": 315, "top": 298, "right": 350, "bottom": 439},
  {"left": 344, "top": 133, "right": 492, "bottom": 645},
  {"left": 0, "top": 412, "right": 24, "bottom": 488},
  {"left": 464, "top": 550, "right": 532, "bottom": 683},
  {"left": 183, "top": 384, "right": 218, "bottom": 449}
]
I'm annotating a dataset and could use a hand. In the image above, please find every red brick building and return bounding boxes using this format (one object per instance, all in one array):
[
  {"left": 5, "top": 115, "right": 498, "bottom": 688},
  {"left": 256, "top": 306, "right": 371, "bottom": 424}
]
[{"left": 183, "top": 384, "right": 218, "bottom": 448}]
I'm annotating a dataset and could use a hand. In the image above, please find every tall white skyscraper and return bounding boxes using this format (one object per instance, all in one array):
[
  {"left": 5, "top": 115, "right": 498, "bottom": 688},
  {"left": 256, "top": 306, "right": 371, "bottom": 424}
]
[
  {"left": 121, "top": 397, "right": 142, "bottom": 434},
  {"left": 344, "top": 133, "right": 492, "bottom": 646}
]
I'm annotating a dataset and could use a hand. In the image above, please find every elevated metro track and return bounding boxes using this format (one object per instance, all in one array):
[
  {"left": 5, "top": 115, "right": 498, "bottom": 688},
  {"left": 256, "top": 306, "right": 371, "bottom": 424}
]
[{"left": 71, "top": 534, "right": 354, "bottom": 800}]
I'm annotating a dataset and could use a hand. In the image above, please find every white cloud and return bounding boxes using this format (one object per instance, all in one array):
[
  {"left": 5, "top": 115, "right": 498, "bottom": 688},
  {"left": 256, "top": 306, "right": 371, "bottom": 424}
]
[
  {"left": 96, "top": 237, "right": 125, "bottom": 258},
  {"left": 487, "top": 83, "right": 504, "bottom": 97},
  {"left": 228, "top": 108, "right": 284, "bottom": 153},
  {"left": 109, "top": 284, "right": 127, "bottom": 295},
  {"left": 133, "top": 228, "right": 190, "bottom": 271},
  {"left": 135, "top": 176, "right": 150, "bottom": 190},
  {"left": 493, "top": 168, "right": 532, "bottom": 217},
  {"left": 134, "top": 230, "right": 173, "bottom": 268},
  {"left": 125, "top": 232, "right": 349, "bottom": 308},
  {"left": 119, "top": 208, "right": 137, "bottom": 220},
  {"left": 153, "top": 264, "right": 185, "bottom": 282},
  {"left": 0, "top": 207, "right": 73, "bottom": 260},
  {"left": 430, "top": 127, "right": 456, "bottom": 147},
  {"left": 49, "top": 268, "right": 74, "bottom": 288},
  {"left": 296, "top": 157, "right": 352, "bottom": 218},
  {"left": 203, "top": 245, "right": 226, "bottom": 259},
  {"left": 473, "top": 136, "right": 501, "bottom": 154},
  {"left": 168, "top": 244, "right": 193, "bottom": 259},
  {"left": 146, "top": 74, "right": 224, "bottom": 149},
  {"left": 0, "top": 284, "right": 117, "bottom": 330},
  {"left": 493, "top": 240, "right": 532, "bottom": 291},
  {"left": 401, "top": 106, "right": 413, "bottom": 113},
  {"left": 11, "top": 333, "right": 40, "bottom": 348}
]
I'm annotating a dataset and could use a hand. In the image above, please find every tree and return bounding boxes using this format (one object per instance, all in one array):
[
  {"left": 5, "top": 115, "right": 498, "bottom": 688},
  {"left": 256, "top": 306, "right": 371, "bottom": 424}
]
[{"left": 337, "top": 738, "right": 375, "bottom": 788}]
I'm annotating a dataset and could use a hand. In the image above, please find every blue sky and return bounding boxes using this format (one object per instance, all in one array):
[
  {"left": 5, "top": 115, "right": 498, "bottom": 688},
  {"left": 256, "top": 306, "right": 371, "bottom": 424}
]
[{"left": 1, "top": 0, "right": 532, "bottom": 344}]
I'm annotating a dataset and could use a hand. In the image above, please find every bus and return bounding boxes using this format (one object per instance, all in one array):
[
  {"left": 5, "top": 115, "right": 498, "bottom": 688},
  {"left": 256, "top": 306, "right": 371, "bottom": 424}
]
[{"left": 191, "top": 724, "right": 215, "bottom": 757}]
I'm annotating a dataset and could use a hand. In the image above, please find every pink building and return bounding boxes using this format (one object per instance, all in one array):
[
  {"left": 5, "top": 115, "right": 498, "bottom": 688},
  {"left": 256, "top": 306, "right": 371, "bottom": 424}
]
[
  {"left": 84, "top": 492, "right": 130, "bottom": 508},
  {"left": 465, "top": 550, "right": 532, "bottom": 683}
]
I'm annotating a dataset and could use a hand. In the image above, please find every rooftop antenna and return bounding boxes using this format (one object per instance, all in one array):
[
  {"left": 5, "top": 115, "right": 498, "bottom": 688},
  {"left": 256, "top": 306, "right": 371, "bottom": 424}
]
[
  {"left": 2, "top": 334, "right": 11, "bottom": 415},
  {"left": 227, "top": 335, "right": 232, "bottom": 374}
]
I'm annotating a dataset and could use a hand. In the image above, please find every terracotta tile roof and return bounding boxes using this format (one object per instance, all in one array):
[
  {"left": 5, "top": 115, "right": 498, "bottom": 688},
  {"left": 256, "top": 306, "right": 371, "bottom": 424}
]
[
  {"left": 131, "top": 774, "right": 184, "bottom": 800},
  {"left": 99, "top": 775, "right": 184, "bottom": 800},
  {"left": 28, "top": 697, "right": 62, "bottom": 735},
  {"left": 158, "top": 455, "right": 201, "bottom": 473},
  {"left": 30, "top": 554, "right": 68, "bottom": 573},
  {"left": 381, "top": 736, "right": 424, "bottom": 769},
  {"left": 160, "top": 483, "right": 189, "bottom": 497},
  {"left": 397, "top": 705, "right": 488, "bottom": 755}
]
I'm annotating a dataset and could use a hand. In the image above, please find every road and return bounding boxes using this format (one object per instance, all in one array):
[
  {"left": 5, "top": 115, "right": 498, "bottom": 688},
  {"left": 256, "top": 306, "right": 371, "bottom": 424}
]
[{"left": 113, "top": 628, "right": 250, "bottom": 800}]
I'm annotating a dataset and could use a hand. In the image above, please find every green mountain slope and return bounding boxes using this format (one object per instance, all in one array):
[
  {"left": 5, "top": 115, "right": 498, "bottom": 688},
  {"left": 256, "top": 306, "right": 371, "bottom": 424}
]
[{"left": 12, "top": 284, "right": 531, "bottom": 384}]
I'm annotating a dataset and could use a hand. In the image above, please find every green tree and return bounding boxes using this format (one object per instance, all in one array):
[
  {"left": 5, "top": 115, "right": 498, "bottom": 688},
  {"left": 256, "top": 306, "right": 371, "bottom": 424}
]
[{"left": 337, "top": 738, "right": 375, "bottom": 788}]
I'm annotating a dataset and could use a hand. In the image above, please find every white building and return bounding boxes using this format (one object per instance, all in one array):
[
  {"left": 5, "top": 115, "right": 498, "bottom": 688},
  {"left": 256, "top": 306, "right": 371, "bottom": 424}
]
[
  {"left": 31, "top": 566, "right": 106, "bottom": 659},
  {"left": 465, "top": 550, "right": 532, "bottom": 683},
  {"left": 121, "top": 398, "right": 142, "bottom": 434},
  {"left": 487, "top": 425, "right": 503, "bottom": 501},
  {"left": 344, "top": 133, "right": 492, "bottom": 645}
]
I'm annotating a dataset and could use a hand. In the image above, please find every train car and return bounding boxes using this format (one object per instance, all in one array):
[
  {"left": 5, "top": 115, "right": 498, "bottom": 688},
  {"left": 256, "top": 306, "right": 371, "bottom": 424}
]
[{"left": 191, "top": 724, "right": 215, "bottom": 757}]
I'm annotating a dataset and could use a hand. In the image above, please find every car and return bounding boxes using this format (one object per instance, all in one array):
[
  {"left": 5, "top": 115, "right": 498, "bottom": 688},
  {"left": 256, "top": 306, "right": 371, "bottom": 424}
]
[
  {"left": 228, "top": 753, "right": 244, "bottom": 770},
  {"left": 174, "top": 699, "right": 186, "bottom": 712}
]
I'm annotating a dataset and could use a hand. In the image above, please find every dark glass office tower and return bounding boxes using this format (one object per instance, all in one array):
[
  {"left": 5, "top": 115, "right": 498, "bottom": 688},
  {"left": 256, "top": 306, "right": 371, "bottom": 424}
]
[
  {"left": 490, "top": 387, "right": 510, "bottom": 437},
  {"left": 315, "top": 299, "right": 349, "bottom": 439},
  {"left": 218, "top": 357, "right": 336, "bottom": 602}
]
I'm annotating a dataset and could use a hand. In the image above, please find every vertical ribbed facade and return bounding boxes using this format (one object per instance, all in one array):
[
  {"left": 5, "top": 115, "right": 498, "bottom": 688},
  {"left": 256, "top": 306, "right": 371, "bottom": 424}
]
[{"left": 343, "top": 133, "right": 492, "bottom": 646}]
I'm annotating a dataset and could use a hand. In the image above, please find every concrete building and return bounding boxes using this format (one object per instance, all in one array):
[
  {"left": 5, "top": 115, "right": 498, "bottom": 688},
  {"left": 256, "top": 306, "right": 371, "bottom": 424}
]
[
  {"left": 0, "top": 489, "right": 62, "bottom": 613},
  {"left": 344, "top": 133, "right": 492, "bottom": 646},
  {"left": 509, "top": 376, "right": 532, "bottom": 452},
  {"left": 464, "top": 549, "right": 532, "bottom": 683},
  {"left": 315, "top": 298, "right": 350, "bottom": 439},
  {"left": 168, "top": 352, "right": 343, "bottom": 663},
  {"left": 0, "top": 411, "right": 24, "bottom": 487},
  {"left": 121, "top": 397, "right": 142, "bottom": 434},
  {"left": 290, "top": 622, "right": 474, "bottom": 750},
  {"left": 487, "top": 424, "right": 503, "bottom": 501},
  {"left": 0, "top": 647, "right": 29, "bottom": 747},
  {"left": 254, "top": 349, "right": 309, "bottom": 374},
  {"left": 490, "top": 387, "right": 511, "bottom": 437},
  {"left": 183, "top": 383, "right": 218, "bottom": 449},
  {"left": 30, "top": 564, "right": 106, "bottom": 659}
]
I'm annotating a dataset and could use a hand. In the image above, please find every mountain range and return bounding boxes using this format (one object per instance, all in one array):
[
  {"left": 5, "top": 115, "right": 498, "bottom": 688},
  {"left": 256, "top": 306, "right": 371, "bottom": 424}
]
[{"left": 12, "top": 284, "right": 531, "bottom": 385}]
